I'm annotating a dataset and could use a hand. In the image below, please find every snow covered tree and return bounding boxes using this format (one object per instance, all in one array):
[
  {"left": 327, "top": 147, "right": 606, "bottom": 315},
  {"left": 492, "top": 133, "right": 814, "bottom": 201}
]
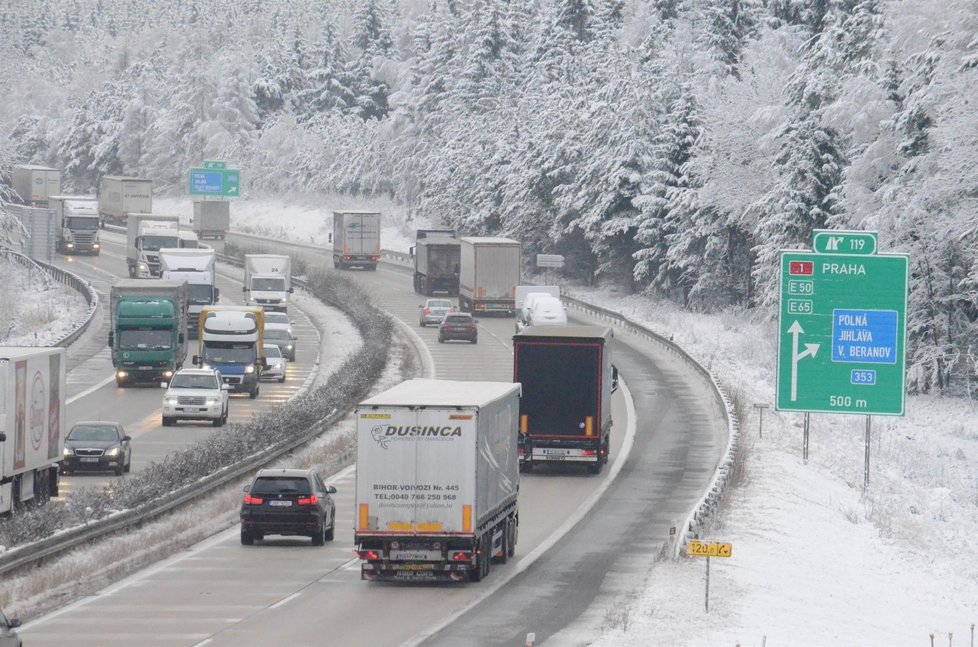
[{"left": 701, "top": 0, "right": 759, "bottom": 79}]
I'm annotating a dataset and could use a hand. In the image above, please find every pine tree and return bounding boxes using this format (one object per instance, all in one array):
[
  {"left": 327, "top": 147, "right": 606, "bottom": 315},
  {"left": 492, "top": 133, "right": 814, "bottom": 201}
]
[
  {"left": 701, "top": 0, "right": 759, "bottom": 79},
  {"left": 295, "top": 17, "right": 353, "bottom": 121}
]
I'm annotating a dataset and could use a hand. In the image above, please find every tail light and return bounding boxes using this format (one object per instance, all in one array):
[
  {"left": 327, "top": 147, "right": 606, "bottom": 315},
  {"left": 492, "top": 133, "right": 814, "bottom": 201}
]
[
  {"left": 450, "top": 551, "right": 472, "bottom": 561},
  {"left": 372, "top": 255, "right": 380, "bottom": 261},
  {"left": 359, "top": 550, "right": 379, "bottom": 560},
  {"left": 297, "top": 495, "right": 318, "bottom": 505},
  {"left": 244, "top": 494, "right": 264, "bottom": 504},
  {"left": 581, "top": 449, "right": 596, "bottom": 457},
  {"left": 518, "top": 446, "right": 525, "bottom": 456},
  {"left": 468, "top": 324, "right": 476, "bottom": 330},
  {"left": 423, "top": 307, "right": 430, "bottom": 315}
]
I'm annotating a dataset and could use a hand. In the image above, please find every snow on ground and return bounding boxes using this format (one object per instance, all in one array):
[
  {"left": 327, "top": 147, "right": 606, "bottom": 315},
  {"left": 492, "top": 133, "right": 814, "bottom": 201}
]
[
  {"left": 210, "top": 194, "right": 978, "bottom": 647},
  {"left": 0, "top": 255, "right": 89, "bottom": 346}
]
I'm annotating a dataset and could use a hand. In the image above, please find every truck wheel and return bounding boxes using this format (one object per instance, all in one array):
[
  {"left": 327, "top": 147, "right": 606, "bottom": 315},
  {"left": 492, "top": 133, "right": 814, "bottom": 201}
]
[
  {"left": 470, "top": 542, "right": 486, "bottom": 582},
  {"left": 507, "top": 518, "right": 517, "bottom": 558},
  {"left": 249, "top": 386, "right": 258, "bottom": 399},
  {"left": 494, "top": 520, "right": 510, "bottom": 564},
  {"left": 588, "top": 462, "right": 603, "bottom": 475}
]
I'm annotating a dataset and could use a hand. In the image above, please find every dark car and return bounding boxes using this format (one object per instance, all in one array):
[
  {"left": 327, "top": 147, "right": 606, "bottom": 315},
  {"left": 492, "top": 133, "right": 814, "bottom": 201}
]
[
  {"left": 438, "top": 312, "right": 478, "bottom": 344},
  {"left": 240, "top": 468, "right": 336, "bottom": 546},
  {"left": 263, "top": 326, "right": 297, "bottom": 361},
  {"left": 0, "top": 608, "right": 21, "bottom": 647},
  {"left": 62, "top": 421, "right": 132, "bottom": 476}
]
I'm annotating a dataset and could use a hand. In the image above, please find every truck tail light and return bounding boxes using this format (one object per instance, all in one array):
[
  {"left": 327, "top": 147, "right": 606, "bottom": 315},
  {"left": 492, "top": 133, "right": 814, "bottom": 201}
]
[
  {"left": 451, "top": 551, "right": 472, "bottom": 561},
  {"left": 244, "top": 494, "right": 264, "bottom": 505},
  {"left": 581, "top": 449, "right": 596, "bottom": 457},
  {"left": 297, "top": 495, "right": 318, "bottom": 505},
  {"left": 372, "top": 255, "right": 380, "bottom": 261},
  {"left": 423, "top": 307, "right": 430, "bottom": 315},
  {"left": 359, "top": 550, "right": 379, "bottom": 560}
]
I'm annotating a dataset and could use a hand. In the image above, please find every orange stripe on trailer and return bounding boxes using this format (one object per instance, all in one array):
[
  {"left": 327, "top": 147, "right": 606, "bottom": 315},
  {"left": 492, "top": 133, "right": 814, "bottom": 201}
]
[
  {"left": 520, "top": 414, "right": 528, "bottom": 434},
  {"left": 585, "top": 416, "right": 594, "bottom": 436},
  {"left": 476, "top": 287, "right": 484, "bottom": 298},
  {"left": 359, "top": 503, "right": 369, "bottom": 530},
  {"left": 463, "top": 504, "right": 473, "bottom": 533}
]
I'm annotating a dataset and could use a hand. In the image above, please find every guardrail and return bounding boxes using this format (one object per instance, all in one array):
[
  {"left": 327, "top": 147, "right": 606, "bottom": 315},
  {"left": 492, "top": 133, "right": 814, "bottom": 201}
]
[{"left": 0, "top": 247, "right": 99, "bottom": 348}]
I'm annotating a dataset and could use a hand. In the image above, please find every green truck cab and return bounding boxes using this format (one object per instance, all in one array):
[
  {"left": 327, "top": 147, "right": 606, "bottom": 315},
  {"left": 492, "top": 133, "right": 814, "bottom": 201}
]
[{"left": 108, "top": 279, "right": 189, "bottom": 387}]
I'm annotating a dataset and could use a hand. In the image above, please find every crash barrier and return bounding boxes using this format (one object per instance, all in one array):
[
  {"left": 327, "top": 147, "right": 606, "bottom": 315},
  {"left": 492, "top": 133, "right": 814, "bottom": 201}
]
[{"left": 0, "top": 246, "right": 98, "bottom": 348}]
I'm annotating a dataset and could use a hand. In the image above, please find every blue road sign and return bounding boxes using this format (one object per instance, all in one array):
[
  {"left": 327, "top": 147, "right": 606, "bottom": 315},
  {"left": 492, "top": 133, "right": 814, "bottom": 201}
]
[
  {"left": 831, "top": 309, "right": 898, "bottom": 364},
  {"left": 191, "top": 171, "right": 224, "bottom": 194}
]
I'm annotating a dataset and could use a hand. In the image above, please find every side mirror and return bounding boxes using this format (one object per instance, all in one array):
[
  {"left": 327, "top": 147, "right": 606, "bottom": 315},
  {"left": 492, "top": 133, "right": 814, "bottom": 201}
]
[
  {"left": 160, "top": 382, "right": 169, "bottom": 389},
  {"left": 242, "top": 485, "right": 250, "bottom": 493},
  {"left": 327, "top": 485, "right": 337, "bottom": 494},
  {"left": 107, "top": 331, "right": 114, "bottom": 347},
  {"left": 178, "top": 332, "right": 185, "bottom": 344},
  {"left": 214, "top": 287, "right": 220, "bottom": 300},
  {"left": 241, "top": 286, "right": 248, "bottom": 292},
  {"left": 292, "top": 336, "right": 299, "bottom": 341},
  {"left": 0, "top": 432, "right": 6, "bottom": 442},
  {"left": 409, "top": 246, "right": 415, "bottom": 257},
  {"left": 328, "top": 232, "right": 333, "bottom": 244},
  {"left": 288, "top": 287, "right": 294, "bottom": 293},
  {"left": 9, "top": 618, "right": 21, "bottom": 629},
  {"left": 611, "top": 365, "right": 619, "bottom": 393},
  {"left": 473, "top": 319, "right": 480, "bottom": 324},
  {"left": 192, "top": 355, "right": 200, "bottom": 365},
  {"left": 122, "top": 435, "right": 132, "bottom": 442}
]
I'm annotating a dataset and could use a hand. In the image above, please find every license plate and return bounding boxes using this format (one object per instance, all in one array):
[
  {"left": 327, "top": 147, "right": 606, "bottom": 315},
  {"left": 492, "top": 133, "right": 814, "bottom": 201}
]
[
  {"left": 391, "top": 550, "right": 441, "bottom": 561},
  {"left": 543, "top": 455, "right": 566, "bottom": 461},
  {"left": 542, "top": 448, "right": 570, "bottom": 456},
  {"left": 80, "top": 457, "right": 99, "bottom": 463},
  {"left": 268, "top": 500, "right": 292, "bottom": 507},
  {"left": 398, "top": 563, "right": 435, "bottom": 571},
  {"left": 139, "top": 365, "right": 152, "bottom": 370}
]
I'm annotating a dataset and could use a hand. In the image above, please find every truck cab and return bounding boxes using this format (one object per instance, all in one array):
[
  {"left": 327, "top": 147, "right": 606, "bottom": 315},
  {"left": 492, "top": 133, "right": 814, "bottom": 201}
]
[
  {"left": 196, "top": 306, "right": 265, "bottom": 399},
  {"left": 51, "top": 195, "right": 101, "bottom": 255},
  {"left": 109, "top": 299, "right": 184, "bottom": 386},
  {"left": 127, "top": 214, "right": 180, "bottom": 278},
  {"left": 159, "top": 249, "right": 219, "bottom": 340},
  {"left": 243, "top": 254, "right": 292, "bottom": 312}
]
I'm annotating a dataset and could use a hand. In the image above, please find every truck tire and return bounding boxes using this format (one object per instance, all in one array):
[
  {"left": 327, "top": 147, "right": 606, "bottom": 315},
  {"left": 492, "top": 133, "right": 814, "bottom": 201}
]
[
  {"left": 588, "top": 461, "right": 603, "bottom": 475},
  {"left": 507, "top": 518, "right": 517, "bottom": 558},
  {"left": 249, "top": 385, "right": 259, "bottom": 399},
  {"left": 494, "top": 519, "right": 510, "bottom": 564}
]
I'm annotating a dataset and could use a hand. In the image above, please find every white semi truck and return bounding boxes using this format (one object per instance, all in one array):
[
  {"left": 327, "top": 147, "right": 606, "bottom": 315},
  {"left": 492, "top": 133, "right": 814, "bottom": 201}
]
[
  {"left": 98, "top": 176, "right": 152, "bottom": 228},
  {"left": 126, "top": 213, "right": 180, "bottom": 278},
  {"left": 0, "top": 347, "right": 65, "bottom": 514},
  {"left": 355, "top": 379, "right": 521, "bottom": 582},
  {"left": 159, "top": 248, "right": 219, "bottom": 339},
  {"left": 243, "top": 254, "right": 292, "bottom": 311},
  {"left": 12, "top": 165, "right": 61, "bottom": 207},
  {"left": 49, "top": 195, "right": 101, "bottom": 255},
  {"left": 459, "top": 237, "right": 522, "bottom": 316}
]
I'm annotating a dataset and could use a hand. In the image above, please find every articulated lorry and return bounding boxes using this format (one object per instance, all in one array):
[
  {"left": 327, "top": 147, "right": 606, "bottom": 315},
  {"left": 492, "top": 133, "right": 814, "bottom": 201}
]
[
  {"left": 355, "top": 379, "right": 521, "bottom": 582},
  {"left": 49, "top": 195, "right": 100, "bottom": 255},
  {"left": 12, "top": 165, "right": 61, "bottom": 207},
  {"left": 108, "top": 279, "right": 188, "bottom": 387},
  {"left": 412, "top": 229, "right": 461, "bottom": 296},
  {"left": 243, "top": 254, "right": 292, "bottom": 311},
  {"left": 513, "top": 326, "right": 616, "bottom": 474},
  {"left": 126, "top": 213, "right": 180, "bottom": 278},
  {"left": 159, "top": 248, "right": 219, "bottom": 340},
  {"left": 196, "top": 305, "right": 265, "bottom": 398},
  {"left": 459, "top": 237, "right": 521, "bottom": 316},
  {"left": 0, "top": 347, "right": 64, "bottom": 514},
  {"left": 98, "top": 176, "right": 152, "bottom": 228},
  {"left": 332, "top": 210, "right": 381, "bottom": 270},
  {"left": 193, "top": 201, "right": 230, "bottom": 240}
]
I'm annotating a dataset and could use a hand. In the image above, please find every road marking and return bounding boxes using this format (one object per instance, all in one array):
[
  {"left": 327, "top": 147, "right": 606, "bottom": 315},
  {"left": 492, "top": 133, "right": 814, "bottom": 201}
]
[
  {"left": 66, "top": 373, "right": 116, "bottom": 404},
  {"left": 269, "top": 592, "right": 301, "bottom": 609}
]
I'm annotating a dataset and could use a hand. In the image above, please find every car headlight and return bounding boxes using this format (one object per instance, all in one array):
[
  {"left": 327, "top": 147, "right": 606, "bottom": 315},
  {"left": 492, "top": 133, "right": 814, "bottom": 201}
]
[
  {"left": 205, "top": 396, "right": 220, "bottom": 404},
  {"left": 105, "top": 447, "right": 121, "bottom": 458},
  {"left": 66, "top": 242, "right": 74, "bottom": 248},
  {"left": 93, "top": 243, "right": 100, "bottom": 249},
  {"left": 286, "top": 345, "right": 293, "bottom": 350},
  {"left": 244, "top": 364, "right": 255, "bottom": 374},
  {"left": 164, "top": 396, "right": 178, "bottom": 404},
  {"left": 63, "top": 446, "right": 74, "bottom": 457}
]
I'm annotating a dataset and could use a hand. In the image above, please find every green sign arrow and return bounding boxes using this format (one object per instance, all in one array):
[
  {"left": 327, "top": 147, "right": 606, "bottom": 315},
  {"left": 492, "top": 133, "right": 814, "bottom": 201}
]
[
  {"left": 812, "top": 229, "right": 878, "bottom": 255},
  {"left": 776, "top": 249, "right": 908, "bottom": 415}
]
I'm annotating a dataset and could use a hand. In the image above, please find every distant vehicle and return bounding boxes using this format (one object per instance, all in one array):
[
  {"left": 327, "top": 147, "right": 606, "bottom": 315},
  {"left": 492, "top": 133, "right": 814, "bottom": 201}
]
[
  {"left": 526, "top": 297, "right": 567, "bottom": 327},
  {"left": 419, "top": 298, "right": 455, "bottom": 327},
  {"left": 240, "top": 468, "right": 337, "bottom": 546},
  {"left": 513, "top": 326, "right": 616, "bottom": 474},
  {"left": 98, "top": 175, "right": 152, "bottom": 228},
  {"left": 196, "top": 305, "right": 265, "bottom": 398},
  {"left": 263, "top": 323, "right": 296, "bottom": 361},
  {"left": 243, "top": 254, "right": 292, "bottom": 311},
  {"left": 159, "top": 248, "right": 219, "bottom": 341},
  {"left": 412, "top": 229, "right": 461, "bottom": 295},
  {"left": 355, "top": 379, "right": 521, "bottom": 582},
  {"left": 61, "top": 421, "right": 131, "bottom": 476},
  {"left": 12, "top": 164, "right": 60, "bottom": 207},
  {"left": 263, "top": 311, "right": 293, "bottom": 328},
  {"left": 193, "top": 200, "right": 230, "bottom": 240},
  {"left": 125, "top": 213, "right": 180, "bottom": 277},
  {"left": 438, "top": 312, "right": 478, "bottom": 344},
  {"left": 516, "top": 286, "right": 560, "bottom": 329},
  {"left": 459, "top": 237, "right": 521, "bottom": 316},
  {"left": 332, "top": 210, "right": 380, "bottom": 270},
  {"left": 50, "top": 195, "right": 101, "bottom": 255},
  {"left": 108, "top": 279, "right": 188, "bottom": 386},
  {"left": 161, "top": 368, "right": 229, "bottom": 427},
  {"left": 0, "top": 607, "right": 22, "bottom": 647},
  {"left": 262, "top": 343, "right": 287, "bottom": 383},
  {"left": 0, "top": 347, "right": 65, "bottom": 514}
]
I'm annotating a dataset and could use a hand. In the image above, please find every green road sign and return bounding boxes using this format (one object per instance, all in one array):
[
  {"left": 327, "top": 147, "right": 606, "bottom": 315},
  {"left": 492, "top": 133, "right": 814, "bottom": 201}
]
[
  {"left": 812, "top": 229, "right": 878, "bottom": 255},
  {"left": 188, "top": 167, "right": 240, "bottom": 197},
  {"left": 203, "top": 160, "right": 227, "bottom": 170},
  {"left": 776, "top": 250, "right": 908, "bottom": 415}
]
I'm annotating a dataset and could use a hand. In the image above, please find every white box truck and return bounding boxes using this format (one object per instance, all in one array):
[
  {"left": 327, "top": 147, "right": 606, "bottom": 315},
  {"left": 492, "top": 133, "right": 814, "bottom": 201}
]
[
  {"left": 126, "top": 213, "right": 180, "bottom": 278},
  {"left": 159, "top": 248, "right": 219, "bottom": 339},
  {"left": 355, "top": 379, "right": 521, "bottom": 582},
  {"left": 459, "top": 237, "right": 522, "bottom": 316},
  {"left": 98, "top": 176, "right": 152, "bottom": 228},
  {"left": 193, "top": 201, "right": 230, "bottom": 240},
  {"left": 0, "top": 347, "right": 65, "bottom": 514},
  {"left": 243, "top": 254, "right": 292, "bottom": 311},
  {"left": 49, "top": 195, "right": 101, "bottom": 255},
  {"left": 12, "top": 165, "right": 61, "bottom": 207},
  {"left": 332, "top": 210, "right": 381, "bottom": 270}
]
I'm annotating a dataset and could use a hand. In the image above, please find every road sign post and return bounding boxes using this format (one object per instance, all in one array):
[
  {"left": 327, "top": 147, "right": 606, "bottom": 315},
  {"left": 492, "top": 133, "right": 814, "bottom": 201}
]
[
  {"left": 686, "top": 540, "right": 732, "bottom": 613},
  {"left": 777, "top": 248, "right": 908, "bottom": 416}
]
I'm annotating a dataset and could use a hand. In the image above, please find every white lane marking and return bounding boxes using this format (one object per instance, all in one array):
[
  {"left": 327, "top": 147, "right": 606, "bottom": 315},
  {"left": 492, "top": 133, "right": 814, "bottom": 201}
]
[
  {"left": 269, "top": 592, "right": 301, "bottom": 609},
  {"left": 399, "top": 378, "right": 639, "bottom": 647},
  {"left": 192, "top": 639, "right": 213, "bottom": 647},
  {"left": 67, "top": 374, "right": 116, "bottom": 405}
]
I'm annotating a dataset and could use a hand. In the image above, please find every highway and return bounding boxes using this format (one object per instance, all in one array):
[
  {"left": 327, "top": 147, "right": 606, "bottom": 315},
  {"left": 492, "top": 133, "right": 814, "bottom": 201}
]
[{"left": 20, "top": 233, "right": 726, "bottom": 646}]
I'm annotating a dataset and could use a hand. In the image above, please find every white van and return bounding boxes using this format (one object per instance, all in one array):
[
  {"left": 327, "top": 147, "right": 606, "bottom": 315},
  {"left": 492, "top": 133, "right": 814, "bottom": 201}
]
[{"left": 527, "top": 296, "right": 567, "bottom": 327}]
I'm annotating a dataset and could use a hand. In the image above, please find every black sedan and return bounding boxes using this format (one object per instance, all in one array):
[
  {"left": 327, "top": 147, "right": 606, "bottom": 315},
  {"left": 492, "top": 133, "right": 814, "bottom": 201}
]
[
  {"left": 62, "top": 421, "right": 132, "bottom": 476},
  {"left": 241, "top": 468, "right": 336, "bottom": 546}
]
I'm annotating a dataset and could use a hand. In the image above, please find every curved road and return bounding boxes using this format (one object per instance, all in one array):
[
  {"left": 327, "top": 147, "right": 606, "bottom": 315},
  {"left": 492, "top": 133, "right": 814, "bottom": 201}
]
[{"left": 21, "top": 236, "right": 726, "bottom": 646}]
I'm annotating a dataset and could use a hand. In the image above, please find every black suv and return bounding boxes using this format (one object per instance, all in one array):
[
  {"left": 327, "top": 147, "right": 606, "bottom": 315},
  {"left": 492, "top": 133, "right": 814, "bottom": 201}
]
[
  {"left": 438, "top": 313, "right": 478, "bottom": 344},
  {"left": 240, "top": 468, "right": 336, "bottom": 546}
]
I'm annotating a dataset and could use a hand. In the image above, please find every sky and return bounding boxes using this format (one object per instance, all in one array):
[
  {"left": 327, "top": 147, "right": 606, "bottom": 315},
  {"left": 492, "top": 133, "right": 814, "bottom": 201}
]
[{"left": 14, "top": 193, "right": 978, "bottom": 646}]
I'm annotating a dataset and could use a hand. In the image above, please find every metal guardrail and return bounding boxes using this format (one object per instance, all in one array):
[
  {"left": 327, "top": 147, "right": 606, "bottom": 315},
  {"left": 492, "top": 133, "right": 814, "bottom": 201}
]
[{"left": 0, "top": 247, "right": 99, "bottom": 348}]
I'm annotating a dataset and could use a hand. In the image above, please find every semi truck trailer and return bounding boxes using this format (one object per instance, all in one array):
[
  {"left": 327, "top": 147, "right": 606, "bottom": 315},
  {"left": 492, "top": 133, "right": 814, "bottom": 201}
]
[
  {"left": 193, "top": 200, "right": 230, "bottom": 239},
  {"left": 12, "top": 165, "right": 61, "bottom": 207},
  {"left": 355, "top": 379, "right": 521, "bottom": 582},
  {"left": 513, "top": 325, "right": 616, "bottom": 474},
  {"left": 98, "top": 176, "right": 152, "bottom": 228},
  {"left": 459, "top": 237, "right": 521, "bottom": 316},
  {"left": 0, "top": 347, "right": 64, "bottom": 514},
  {"left": 332, "top": 210, "right": 381, "bottom": 270}
]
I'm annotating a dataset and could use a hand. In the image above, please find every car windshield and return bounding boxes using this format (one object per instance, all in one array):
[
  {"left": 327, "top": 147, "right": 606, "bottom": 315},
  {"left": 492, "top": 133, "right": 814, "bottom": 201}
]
[
  {"left": 169, "top": 374, "right": 219, "bottom": 389},
  {"left": 118, "top": 329, "right": 171, "bottom": 350},
  {"left": 251, "top": 476, "right": 311, "bottom": 496},
  {"left": 265, "top": 314, "right": 290, "bottom": 325},
  {"left": 427, "top": 300, "right": 452, "bottom": 309},
  {"left": 264, "top": 330, "right": 290, "bottom": 341},
  {"left": 187, "top": 284, "right": 213, "bottom": 305},
  {"left": 263, "top": 345, "right": 282, "bottom": 358},
  {"left": 444, "top": 315, "right": 471, "bottom": 324},
  {"left": 252, "top": 277, "right": 285, "bottom": 291},
  {"left": 202, "top": 343, "right": 255, "bottom": 364},
  {"left": 141, "top": 235, "right": 179, "bottom": 251},
  {"left": 68, "top": 425, "right": 119, "bottom": 442}
]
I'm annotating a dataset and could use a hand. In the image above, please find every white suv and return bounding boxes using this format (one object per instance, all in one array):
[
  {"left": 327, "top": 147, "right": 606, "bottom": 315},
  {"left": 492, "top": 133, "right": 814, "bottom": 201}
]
[{"left": 162, "top": 368, "right": 230, "bottom": 427}]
